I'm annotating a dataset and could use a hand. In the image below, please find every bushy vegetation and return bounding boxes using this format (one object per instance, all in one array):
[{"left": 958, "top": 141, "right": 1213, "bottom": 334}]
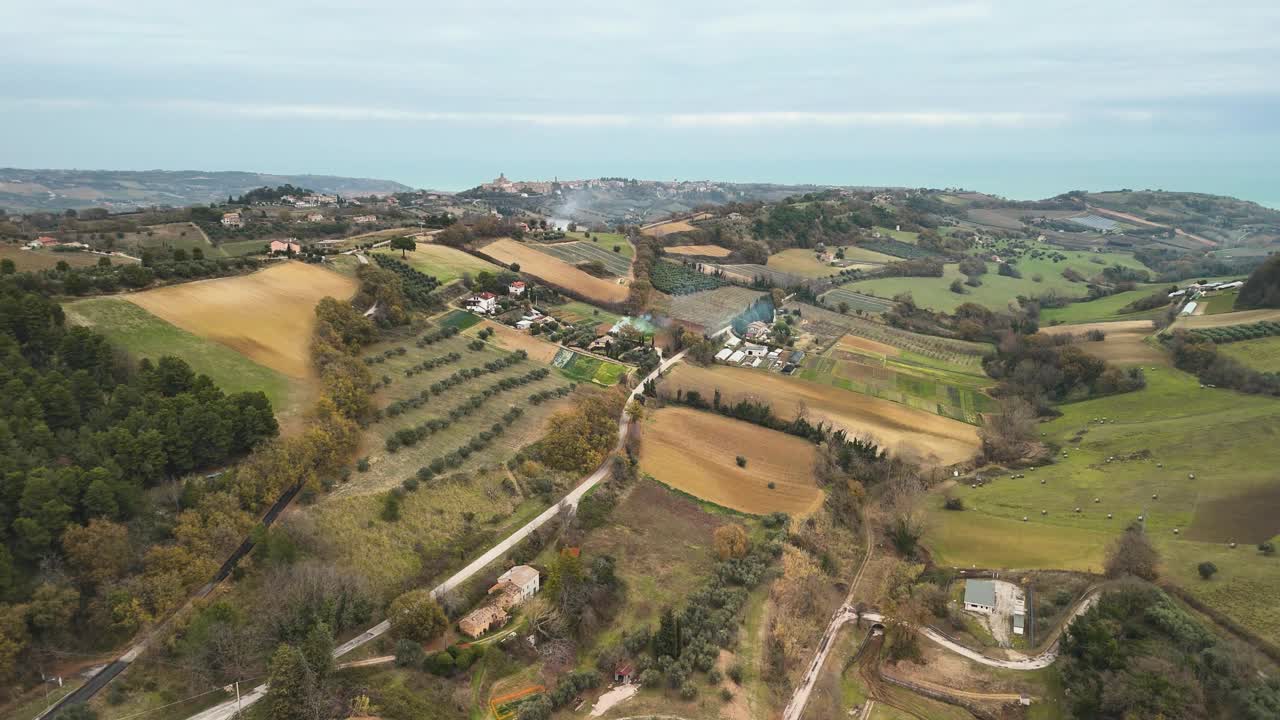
[
  {"left": 416, "top": 324, "right": 461, "bottom": 348},
  {"left": 1190, "top": 320, "right": 1280, "bottom": 345},
  {"left": 1, "top": 246, "right": 261, "bottom": 296},
  {"left": 1061, "top": 584, "right": 1280, "bottom": 719},
  {"left": 650, "top": 260, "right": 726, "bottom": 295},
  {"left": 1166, "top": 330, "right": 1280, "bottom": 397},
  {"left": 1236, "top": 254, "right": 1280, "bottom": 309},
  {"left": 984, "top": 331, "right": 1145, "bottom": 411},
  {"left": 859, "top": 238, "right": 937, "bottom": 259}
]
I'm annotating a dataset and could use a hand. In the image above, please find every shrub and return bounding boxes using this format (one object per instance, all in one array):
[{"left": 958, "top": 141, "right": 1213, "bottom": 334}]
[
  {"left": 356, "top": 457, "right": 370, "bottom": 472},
  {"left": 727, "top": 663, "right": 744, "bottom": 684},
  {"left": 395, "top": 639, "right": 425, "bottom": 666},
  {"left": 943, "top": 495, "right": 964, "bottom": 511},
  {"left": 1197, "top": 561, "right": 1218, "bottom": 580},
  {"left": 720, "top": 687, "right": 733, "bottom": 702},
  {"left": 735, "top": 455, "right": 747, "bottom": 467},
  {"left": 381, "top": 492, "right": 401, "bottom": 522},
  {"left": 1259, "top": 541, "right": 1275, "bottom": 556},
  {"left": 680, "top": 681, "right": 698, "bottom": 700}
]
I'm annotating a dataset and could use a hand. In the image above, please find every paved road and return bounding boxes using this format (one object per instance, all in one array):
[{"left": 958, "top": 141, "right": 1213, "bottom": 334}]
[{"left": 186, "top": 350, "right": 687, "bottom": 720}]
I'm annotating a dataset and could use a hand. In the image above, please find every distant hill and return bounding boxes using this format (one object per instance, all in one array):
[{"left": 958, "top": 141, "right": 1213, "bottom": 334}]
[{"left": 0, "top": 168, "right": 414, "bottom": 212}]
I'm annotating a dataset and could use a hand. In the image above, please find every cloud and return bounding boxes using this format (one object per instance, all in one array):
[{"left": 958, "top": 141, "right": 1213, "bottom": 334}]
[
  {"left": 701, "top": 2, "right": 992, "bottom": 35},
  {"left": 2, "top": 97, "right": 1167, "bottom": 129},
  {"left": 136, "top": 100, "right": 1085, "bottom": 128}
]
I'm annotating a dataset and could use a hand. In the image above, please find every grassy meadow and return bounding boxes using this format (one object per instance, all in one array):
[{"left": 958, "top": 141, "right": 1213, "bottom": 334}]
[
  {"left": 925, "top": 367, "right": 1280, "bottom": 642},
  {"left": 1039, "top": 285, "right": 1168, "bottom": 325},
  {"left": 844, "top": 249, "right": 1150, "bottom": 313},
  {"left": 376, "top": 244, "right": 503, "bottom": 284},
  {"left": 564, "top": 230, "right": 633, "bottom": 258},
  {"left": 1218, "top": 336, "right": 1280, "bottom": 372}
]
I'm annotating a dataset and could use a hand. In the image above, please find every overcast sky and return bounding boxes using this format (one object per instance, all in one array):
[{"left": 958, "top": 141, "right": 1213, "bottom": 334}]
[{"left": 2, "top": 1, "right": 1278, "bottom": 202}]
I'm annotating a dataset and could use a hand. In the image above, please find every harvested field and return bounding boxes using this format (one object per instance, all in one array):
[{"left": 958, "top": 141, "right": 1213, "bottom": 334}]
[
  {"left": 664, "top": 244, "right": 732, "bottom": 258},
  {"left": 479, "top": 238, "right": 628, "bottom": 303},
  {"left": 766, "top": 249, "right": 847, "bottom": 278},
  {"left": 65, "top": 297, "right": 294, "bottom": 413},
  {"left": 375, "top": 244, "right": 501, "bottom": 283},
  {"left": 532, "top": 240, "right": 631, "bottom": 276},
  {"left": 1173, "top": 308, "right": 1280, "bottom": 330},
  {"left": 664, "top": 364, "right": 981, "bottom": 466},
  {"left": 641, "top": 219, "right": 695, "bottom": 237},
  {"left": 468, "top": 319, "right": 560, "bottom": 363},
  {"left": 836, "top": 334, "right": 901, "bottom": 357},
  {"left": 837, "top": 246, "right": 900, "bottom": 264},
  {"left": 123, "top": 261, "right": 358, "bottom": 378},
  {"left": 1040, "top": 320, "right": 1167, "bottom": 366},
  {"left": 668, "top": 286, "right": 767, "bottom": 333},
  {"left": 640, "top": 407, "right": 823, "bottom": 516}
]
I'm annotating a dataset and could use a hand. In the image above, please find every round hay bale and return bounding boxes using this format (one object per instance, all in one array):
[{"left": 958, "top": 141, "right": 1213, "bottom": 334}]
[
  {"left": 1107, "top": 513, "right": 1113, "bottom": 519},
  {"left": 1152, "top": 494, "right": 1158, "bottom": 500},
  {"left": 1173, "top": 528, "right": 1180, "bottom": 535},
  {"left": 1041, "top": 509, "right": 1047, "bottom": 515},
  {"left": 1022, "top": 516, "right": 1028, "bottom": 522}
]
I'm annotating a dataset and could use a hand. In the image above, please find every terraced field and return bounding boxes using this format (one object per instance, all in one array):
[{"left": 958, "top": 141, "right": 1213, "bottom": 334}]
[
  {"left": 798, "top": 334, "right": 996, "bottom": 423},
  {"left": 711, "top": 263, "right": 811, "bottom": 287},
  {"left": 790, "top": 302, "right": 992, "bottom": 366},
  {"left": 817, "top": 287, "right": 898, "bottom": 314},
  {"left": 354, "top": 329, "right": 577, "bottom": 495},
  {"left": 532, "top": 240, "right": 631, "bottom": 276}
]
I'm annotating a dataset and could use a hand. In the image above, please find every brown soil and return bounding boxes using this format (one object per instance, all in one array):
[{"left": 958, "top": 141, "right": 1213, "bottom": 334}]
[
  {"left": 479, "top": 238, "right": 629, "bottom": 303},
  {"left": 125, "top": 261, "right": 358, "bottom": 378},
  {"left": 664, "top": 364, "right": 981, "bottom": 466},
  {"left": 639, "top": 407, "right": 824, "bottom": 516}
]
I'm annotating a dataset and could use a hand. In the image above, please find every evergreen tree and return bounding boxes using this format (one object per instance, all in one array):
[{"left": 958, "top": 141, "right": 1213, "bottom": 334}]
[{"left": 265, "top": 644, "right": 315, "bottom": 720}]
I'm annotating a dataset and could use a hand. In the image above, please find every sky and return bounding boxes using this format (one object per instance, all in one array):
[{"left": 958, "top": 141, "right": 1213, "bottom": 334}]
[{"left": 2, "top": 1, "right": 1278, "bottom": 204}]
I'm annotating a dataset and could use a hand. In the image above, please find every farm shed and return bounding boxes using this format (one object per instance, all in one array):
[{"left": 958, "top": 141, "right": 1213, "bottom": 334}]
[
  {"left": 728, "top": 350, "right": 746, "bottom": 364},
  {"left": 1013, "top": 611, "right": 1026, "bottom": 635},
  {"left": 715, "top": 348, "right": 733, "bottom": 362},
  {"left": 963, "top": 579, "right": 996, "bottom": 614},
  {"left": 742, "top": 343, "right": 769, "bottom": 357}
]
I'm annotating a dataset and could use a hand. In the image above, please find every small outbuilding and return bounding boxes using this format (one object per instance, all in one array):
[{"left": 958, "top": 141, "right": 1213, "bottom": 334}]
[{"left": 963, "top": 579, "right": 996, "bottom": 614}]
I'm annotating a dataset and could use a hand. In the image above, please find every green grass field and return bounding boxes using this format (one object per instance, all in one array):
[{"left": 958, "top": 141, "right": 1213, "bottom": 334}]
[
  {"left": 548, "top": 300, "right": 621, "bottom": 327},
  {"left": 1217, "top": 335, "right": 1280, "bottom": 372},
  {"left": 551, "top": 348, "right": 627, "bottom": 386},
  {"left": 846, "top": 250, "right": 1150, "bottom": 314},
  {"left": 1200, "top": 290, "right": 1240, "bottom": 315},
  {"left": 1040, "top": 285, "right": 1168, "bottom": 325},
  {"left": 377, "top": 244, "right": 503, "bottom": 283},
  {"left": 925, "top": 367, "right": 1280, "bottom": 643},
  {"left": 124, "top": 222, "right": 227, "bottom": 258},
  {"left": 564, "top": 230, "right": 633, "bottom": 258},
  {"left": 64, "top": 297, "right": 294, "bottom": 410}
]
